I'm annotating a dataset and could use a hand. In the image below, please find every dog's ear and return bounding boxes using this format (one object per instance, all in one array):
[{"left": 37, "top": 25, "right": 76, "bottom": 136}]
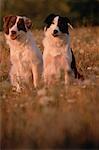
[
  {"left": 25, "top": 18, "right": 32, "bottom": 29},
  {"left": 3, "top": 15, "right": 12, "bottom": 23},
  {"left": 3, "top": 16, "right": 9, "bottom": 23},
  {"left": 65, "top": 17, "right": 73, "bottom": 29},
  {"left": 3, "top": 15, "right": 13, "bottom": 34},
  {"left": 44, "top": 13, "right": 56, "bottom": 24}
]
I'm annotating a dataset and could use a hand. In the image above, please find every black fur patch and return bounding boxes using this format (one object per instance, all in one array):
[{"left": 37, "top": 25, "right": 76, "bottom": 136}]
[
  {"left": 58, "top": 17, "right": 69, "bottom": 34},
  {"left": 17, "top": 18, "right": 27, "bottom": 32},
  {"left": 71, "top": 49, "right": 84, "bottom": 80},
  {"left": 71, "top": 49, "right": 78, "bottom": 78},
  {"left": 44, "top": 13, "right": 57, "bottom": 30}
]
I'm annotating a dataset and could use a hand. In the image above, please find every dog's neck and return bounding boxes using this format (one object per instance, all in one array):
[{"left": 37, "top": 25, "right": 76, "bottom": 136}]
[
  {"left": 5, "top": 31, "right": 37, "bottom": 52},
  {"left": 43, "top": 33, "right": 71, "bottom": 57}
]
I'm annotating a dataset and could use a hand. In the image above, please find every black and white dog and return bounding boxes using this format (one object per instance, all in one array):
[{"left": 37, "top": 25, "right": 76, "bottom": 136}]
[
  {"left": 43, "top": 14, "right": 83, "bottom": 85},
  {"left": 3, "top": 15, "right": 43, "bottom": 91}
]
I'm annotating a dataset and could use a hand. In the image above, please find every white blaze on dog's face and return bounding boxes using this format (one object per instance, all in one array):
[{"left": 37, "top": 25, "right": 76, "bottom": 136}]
[
  {"left": 44, "top": 14, "right": 73, "bottom": 37},
  {"left": 3, "top": 15, "right": 32, "bottom": 40}
]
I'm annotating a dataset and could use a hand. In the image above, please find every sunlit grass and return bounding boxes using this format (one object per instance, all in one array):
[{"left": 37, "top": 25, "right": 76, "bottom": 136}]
[{"left": 0, "top": 27, "right": 99, "bottom": 149}]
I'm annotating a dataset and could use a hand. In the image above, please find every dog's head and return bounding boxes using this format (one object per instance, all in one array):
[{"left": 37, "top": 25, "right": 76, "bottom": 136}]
[
  {"left": 3, "top": 15, "right": 32, "bottom": 40},
  {"left": 44, "top": 13, "right": 73, "bottom": 37}
]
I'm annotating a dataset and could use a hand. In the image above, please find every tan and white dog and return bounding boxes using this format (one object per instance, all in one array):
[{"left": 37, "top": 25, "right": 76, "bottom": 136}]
[
  {"left": 3, "top": 15, "right": 43, "bottom": 91},
  {"left": 43, "top": 14, "right": 83, "bottom": 85}
]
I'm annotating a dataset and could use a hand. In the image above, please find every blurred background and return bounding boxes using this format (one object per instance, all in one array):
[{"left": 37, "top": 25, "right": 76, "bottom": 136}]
[{"left": 0, "top": 0, "right": 99, "bottom": 30}]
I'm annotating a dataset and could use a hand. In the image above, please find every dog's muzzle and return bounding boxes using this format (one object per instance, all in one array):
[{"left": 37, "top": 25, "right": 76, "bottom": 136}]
[{"left": 10, "top": 31, "right": 17, "bottom": 40}]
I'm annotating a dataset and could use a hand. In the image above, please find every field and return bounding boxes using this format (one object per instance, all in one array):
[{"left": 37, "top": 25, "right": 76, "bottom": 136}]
[{"left": 0, "top": 27, "right": 99, "bottom": 149}]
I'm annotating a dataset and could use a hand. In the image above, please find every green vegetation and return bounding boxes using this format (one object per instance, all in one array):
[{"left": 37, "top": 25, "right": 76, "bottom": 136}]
[{"left": 0, "top": 0, "right": 99, "bottom": 30}]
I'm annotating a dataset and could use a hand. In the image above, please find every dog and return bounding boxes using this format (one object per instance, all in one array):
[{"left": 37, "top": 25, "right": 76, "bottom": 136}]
[
  {"left": 43, "top": 13, "right": 83, "bottom": 85},
  {"left": 3, "top": 15, "right": 43, "bottom": 91}
]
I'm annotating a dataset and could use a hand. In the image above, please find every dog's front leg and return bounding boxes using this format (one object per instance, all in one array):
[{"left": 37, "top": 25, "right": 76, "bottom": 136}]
[
  {"left": 32, "top": 64, "right": 40, "bottom": 88},
  {"left": 65, "top": 69, "right": 74, "bottom": 85},
  {"left": 65, "top": 70, "right": 70, "bottom": 85},
  {"left": 10, "top": 67, "right": 21, "bottom": 92}
]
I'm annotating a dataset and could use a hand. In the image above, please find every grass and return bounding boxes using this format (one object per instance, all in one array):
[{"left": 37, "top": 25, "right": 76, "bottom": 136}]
[{"left": 0, "top": 27, "right": 99, "bottom": 149}]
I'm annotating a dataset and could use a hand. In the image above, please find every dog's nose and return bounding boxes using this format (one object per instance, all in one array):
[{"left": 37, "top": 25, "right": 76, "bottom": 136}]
[
  {"left": 11, "top": 31, "right": 16, "bottom": 35},
  {"left": 53, "top": 30, "right": 58, "bottom": 34}
]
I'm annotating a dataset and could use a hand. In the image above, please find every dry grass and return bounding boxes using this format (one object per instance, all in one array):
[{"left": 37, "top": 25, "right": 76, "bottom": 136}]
[{"left": 0, "top": 27, "right": 99, "bottom": 149}]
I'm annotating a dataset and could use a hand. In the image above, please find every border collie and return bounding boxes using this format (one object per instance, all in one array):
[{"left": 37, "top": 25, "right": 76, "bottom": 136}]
[
  {"left": 43, "top": 13, "right": 83, "bottom": 85},
  {"left": 3, "top": 15, "right": 43, "bottom": 91}
]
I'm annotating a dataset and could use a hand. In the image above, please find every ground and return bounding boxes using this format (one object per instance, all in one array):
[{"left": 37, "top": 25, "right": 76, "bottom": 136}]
[{"left": 0, "top": 27, "right": 99, "bottom": 149}]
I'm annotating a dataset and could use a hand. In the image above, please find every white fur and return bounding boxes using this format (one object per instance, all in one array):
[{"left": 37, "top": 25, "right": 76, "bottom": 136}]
[
  {"left": 43, "top": 16, "right": 73, "bottom": 85},
  {"left": 5, "top": 16, "right": 43, "bottom": 91}
]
